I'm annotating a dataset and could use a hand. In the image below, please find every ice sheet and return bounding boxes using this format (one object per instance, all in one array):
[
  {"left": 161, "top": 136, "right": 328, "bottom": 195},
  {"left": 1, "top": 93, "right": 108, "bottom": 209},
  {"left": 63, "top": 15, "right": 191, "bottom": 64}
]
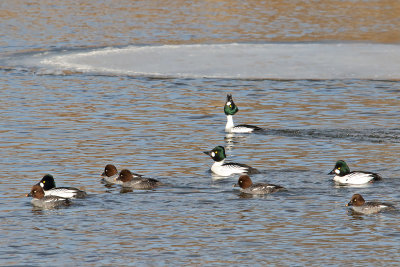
[{"left": 7, "top": 43, "right": 400, "bottom": 80}]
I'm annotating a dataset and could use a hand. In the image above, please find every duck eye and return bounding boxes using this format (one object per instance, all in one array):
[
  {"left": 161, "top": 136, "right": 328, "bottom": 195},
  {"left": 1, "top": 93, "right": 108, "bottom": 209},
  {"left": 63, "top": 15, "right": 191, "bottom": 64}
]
[
  {"left": 215, "top": 151, "right": 218, "bottom": 154},
  {"left": 43, "top": 181, "right": 45, "bottom": 183},
  {"left": 229, "top": 105, "right": 232, "bottom": 108},
  {"left": 338, "top": 167, "right": 341, "bottom": 170}
]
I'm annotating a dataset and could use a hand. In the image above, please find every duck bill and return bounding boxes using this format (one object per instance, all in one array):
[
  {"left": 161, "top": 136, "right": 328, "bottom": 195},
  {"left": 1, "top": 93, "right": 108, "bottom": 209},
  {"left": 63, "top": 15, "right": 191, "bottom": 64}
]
[
  {"left": 101, "top": 171, "right": 106, "bottom": 177},
  {"left": 203, "top": 151, "right": 211, "bottom": 156},
  {"left": 328, "top": 169, "right": 335, "bottom": 175},
  {"left": 346, "top": 202, "right": 352, "bottom": 207},
  {"left": 233, "top": 183, "right": 239, "bottom": 187},
  {"left": 26, "top": 192, "right": 32, "bottom": 197}
]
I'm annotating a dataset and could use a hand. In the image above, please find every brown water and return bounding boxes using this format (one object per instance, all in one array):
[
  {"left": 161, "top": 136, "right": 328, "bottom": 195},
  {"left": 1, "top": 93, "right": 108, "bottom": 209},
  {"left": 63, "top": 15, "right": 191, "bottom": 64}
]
[{"left": 1, "top": 1, "right": 400, "bottom": 266}]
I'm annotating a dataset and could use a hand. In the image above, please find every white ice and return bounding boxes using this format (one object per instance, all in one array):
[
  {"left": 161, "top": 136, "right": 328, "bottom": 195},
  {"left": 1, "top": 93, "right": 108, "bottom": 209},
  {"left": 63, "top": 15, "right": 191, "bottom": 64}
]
[{"left": 10, "top": 43, "right": 400, "bottom": 80}]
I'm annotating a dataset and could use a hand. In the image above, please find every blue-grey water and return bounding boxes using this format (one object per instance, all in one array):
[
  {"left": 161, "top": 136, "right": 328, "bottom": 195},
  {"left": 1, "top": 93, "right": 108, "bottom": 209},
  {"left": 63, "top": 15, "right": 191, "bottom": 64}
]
[{"left": 1, "top": 1, "right": 400, "bottom": 266}]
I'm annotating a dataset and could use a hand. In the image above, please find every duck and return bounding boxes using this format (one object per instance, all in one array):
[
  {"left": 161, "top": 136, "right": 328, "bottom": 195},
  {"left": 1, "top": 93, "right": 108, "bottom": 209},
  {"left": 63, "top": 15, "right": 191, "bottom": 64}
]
[
  {"left": 27, "top": 184, "right": 70, "bottom": 209},
  {"left": 101, "top": 164, "right": 119, "bottom": 184},
  {"left": 116, "top": 169, "right": 162, "bottom": 190},
  {"left": 101, "top": 164, "right": 144, "bottom": 185},
  {"left": 224, "top": 94, "right": 263, "bottom": 133},
  {"left": 234, "top": 175, "right": 284, "bottom": 195},
  {"left": 328, "top": 160, "right": 382, "bottom": 185},
  {"left": 37, "top": 174, "right": 87, "bottom": 199},
  {"left": 204, "top": 146, "right": 259, "bottom": 176},
  {"left": 346, "top": 194, "right": 395, "bottom": 215}
]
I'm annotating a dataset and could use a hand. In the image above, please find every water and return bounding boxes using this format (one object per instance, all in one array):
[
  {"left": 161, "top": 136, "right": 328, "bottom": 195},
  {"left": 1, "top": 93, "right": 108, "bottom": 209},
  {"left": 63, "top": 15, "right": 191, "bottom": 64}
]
[{"left": 1, "top": 1, "right": 400, "bottom": 266}]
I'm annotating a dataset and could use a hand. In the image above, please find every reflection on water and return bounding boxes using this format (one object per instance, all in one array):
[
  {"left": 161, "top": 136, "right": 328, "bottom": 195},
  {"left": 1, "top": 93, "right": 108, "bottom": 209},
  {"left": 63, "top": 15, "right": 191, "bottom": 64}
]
[{"left": 1, "top": 0, "right": 400, "bottom": 265}]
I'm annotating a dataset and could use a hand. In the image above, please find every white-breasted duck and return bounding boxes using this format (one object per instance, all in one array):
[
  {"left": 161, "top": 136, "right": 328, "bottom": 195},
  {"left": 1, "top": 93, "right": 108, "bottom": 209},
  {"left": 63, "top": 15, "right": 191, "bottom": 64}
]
[
  {"left": 224, "top": 94, "right": 263, "bottom": 133},
  {"left": 37, "top": 174, "right": 86, "bottom": 199},
  {"left": 204, "top": 146, "right": 259, "bottom": 177},
  {"left": 328, "top": 160, "right": 382, "bottom": 185}
]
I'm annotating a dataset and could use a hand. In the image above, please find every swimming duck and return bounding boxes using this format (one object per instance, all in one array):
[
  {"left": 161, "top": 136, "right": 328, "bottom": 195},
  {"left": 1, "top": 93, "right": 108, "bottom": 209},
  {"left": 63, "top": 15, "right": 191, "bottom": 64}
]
[
  {"left": 116, "top": 169, "right": 162, "bottom": 190},
  {"left": 204, "top": 146, "right": 259, "bottom": 176},
  {"left": 328, "top": 160, "right": 382, "bottom": 185},
  {"left": 224, "top": 94, "right": 263, "bottom": 133},
  {"left": 101, "top": 164, "right": 144, "bottom": 185},
  {"left": 27, "top": 184, "right": 70, "bottom": 209},
  {"left": 346, "top": 193, "right": 395, "bottom": 215},
  {"left": 37, "top": 174, "right": 87, "bottom": 199},
  {"left": 234, "top": 175, "right": 284, "bottom": 194}
]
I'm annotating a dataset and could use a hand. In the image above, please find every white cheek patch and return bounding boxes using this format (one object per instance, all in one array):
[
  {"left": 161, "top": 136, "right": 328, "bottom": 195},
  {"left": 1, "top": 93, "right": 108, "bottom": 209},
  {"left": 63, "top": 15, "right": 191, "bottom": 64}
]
[
  {"left": 211, "top": 152, "right": 215, "bottom": 157},
  {"left": 335, "top": 169, "right": 340, "bottom": 174},
  {"left": 40, "top": 182, "right": 44, "bottom": 187},
  {"left": 226, "top": 101, "right": 231, "bottom": 106}
]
